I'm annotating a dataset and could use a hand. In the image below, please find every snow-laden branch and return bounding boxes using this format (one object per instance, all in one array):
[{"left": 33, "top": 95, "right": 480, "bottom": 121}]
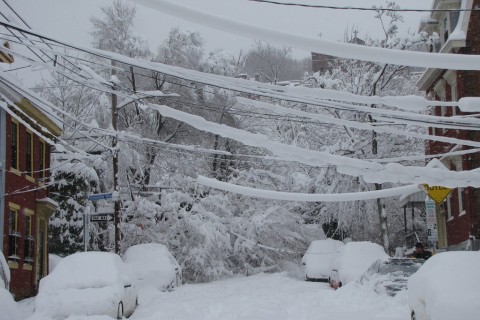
[
  {"left": 198, "top": 176, "right": 421, "bottom": 202},
  {"left": 145, "top": 102, "right": 480, "bottom": 187},
  {"left": 131, "top": 0, "right": 480, "bottom": 70}
]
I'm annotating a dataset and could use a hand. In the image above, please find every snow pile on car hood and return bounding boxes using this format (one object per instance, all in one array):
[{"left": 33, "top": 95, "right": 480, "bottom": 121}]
[{"left": 39, "top": 252, "right": 125, "bottom": 292}]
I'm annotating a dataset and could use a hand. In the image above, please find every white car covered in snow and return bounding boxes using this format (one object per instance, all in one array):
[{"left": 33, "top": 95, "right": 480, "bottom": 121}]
[
  {"left": 408, "top": 251, "right": 480, "bottom": 320},
  {"left": 302, "top": 239, "right": 344, "bottom": 282},
  {"left": 123, "top": 243, "right": 182, "bottom": 291},
  {"left": 329, "top": 241, "right": 388, "bottom": 288},
  {"left": 0, "top": 251, "right": 9, "bottom": 290},
  {"left": 1, "top": 252, "right": 22, "bottom": 320},
  {"left": 33, "top": 251, "right": 138, "bottom": 319}
]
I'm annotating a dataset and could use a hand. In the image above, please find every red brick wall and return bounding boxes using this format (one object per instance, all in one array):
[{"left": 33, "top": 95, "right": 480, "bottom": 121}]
[
  {"left": 426, "top": 1, "right": 480, "bottom": 246},
  {"left": 3, "top": 113, "right": 51, "bottom": 299}
]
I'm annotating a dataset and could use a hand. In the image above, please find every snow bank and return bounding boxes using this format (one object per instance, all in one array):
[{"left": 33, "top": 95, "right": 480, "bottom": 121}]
[
  {"left": 408, "top": 251, "right": 480, "bottom": 320},
  {"left": 0, "top": 288, "right": 22, "bottom": 320}
]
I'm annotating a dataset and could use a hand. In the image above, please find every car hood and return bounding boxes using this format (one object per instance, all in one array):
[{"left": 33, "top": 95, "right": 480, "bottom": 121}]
[{"left": 34, "top": 285, "right": 123, "bottom": 319}]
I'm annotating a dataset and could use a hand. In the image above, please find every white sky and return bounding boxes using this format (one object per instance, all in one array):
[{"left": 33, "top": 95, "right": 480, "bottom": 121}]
[{"left": 13, "top": 0, "right": 432, "bottom": 58}]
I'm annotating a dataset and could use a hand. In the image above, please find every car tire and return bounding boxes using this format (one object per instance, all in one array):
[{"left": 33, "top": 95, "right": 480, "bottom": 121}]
[{"left": 117, "top": 302, "right": 124, "bottom": 319}]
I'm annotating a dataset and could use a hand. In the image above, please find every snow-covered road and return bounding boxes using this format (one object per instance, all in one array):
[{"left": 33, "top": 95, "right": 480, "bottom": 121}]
[{"left": 131, "top": 271, "right": 410, "bottom": 320}]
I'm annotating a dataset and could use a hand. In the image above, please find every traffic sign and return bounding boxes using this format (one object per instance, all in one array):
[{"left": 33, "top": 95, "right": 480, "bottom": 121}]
[
  {"left": 422, "top": 184, "right": 453, "bottom": 205},
  {"left": 90, "top": 213, "right": 114, "bottom": 222},
  {"left": 88, "top": 193, "right": 113, "bottom": 201}
]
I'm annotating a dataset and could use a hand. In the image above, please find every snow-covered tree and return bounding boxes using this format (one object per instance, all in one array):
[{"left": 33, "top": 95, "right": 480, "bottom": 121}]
[
  {"left": 90, "top": 0, "right": 149, "bottom": 59},
  {"left": 49, "top": 162, "right": 98, "bottom": 256}
]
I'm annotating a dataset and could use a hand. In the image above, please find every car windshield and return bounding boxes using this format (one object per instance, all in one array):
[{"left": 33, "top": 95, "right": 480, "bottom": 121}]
[{"left": 378, "top": 260, "right": 423, "bottom": 277}]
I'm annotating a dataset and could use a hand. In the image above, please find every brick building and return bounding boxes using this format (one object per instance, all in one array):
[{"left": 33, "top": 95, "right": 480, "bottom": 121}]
[
  {"left": 0, "top": 51, "right": 61, "bottom": 299},
  {"left": 417, "top": 0, "right": 480, "bottom": 250}
]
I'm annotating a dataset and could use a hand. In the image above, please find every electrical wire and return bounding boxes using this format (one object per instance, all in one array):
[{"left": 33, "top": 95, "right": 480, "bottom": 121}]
[
  {"left": 0, "top": 17, "right": 476, "bottom": 166},
  {"left": 248, "top": 0, "right": 480, "bottom": 12}
]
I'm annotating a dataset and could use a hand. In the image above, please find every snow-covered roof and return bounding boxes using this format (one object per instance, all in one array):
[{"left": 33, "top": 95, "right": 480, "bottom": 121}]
[{"left": 0, "top": 63, "right": 62, "bottom": 137}]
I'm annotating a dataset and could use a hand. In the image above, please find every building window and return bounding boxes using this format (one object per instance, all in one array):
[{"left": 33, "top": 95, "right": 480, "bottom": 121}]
[
  {"left": 443, "top": 16, "right": 449, "bottom": 43},
  {"left": 446, "top": 194, "right": 452, "bottom": 220},
  {"left": 24, "top": 212, "right": 34, "bottom": 265},
  {"left": 458, "top": 188, "right": 466, "bottom": 216},
  {"left": 26, "top": 131, "right": 33, "bottom": 177},
  {"left": 39, "top": 140, "right": 46, "bottom": 181},
  {"left": 10, "top": 121, "right": 18, "bottom": 170},
  {"left": 8, "top": 205, "right": 20, "bottom": 261}
]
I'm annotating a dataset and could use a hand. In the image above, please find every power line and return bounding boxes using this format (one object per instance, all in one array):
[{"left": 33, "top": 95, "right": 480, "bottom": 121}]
[{"left": 248, "top": 0, "right": 479, "bottom": 12}]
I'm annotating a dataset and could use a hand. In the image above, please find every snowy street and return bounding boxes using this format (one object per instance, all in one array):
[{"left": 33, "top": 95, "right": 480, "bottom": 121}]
[{"left": 130, "top": 271, "right": 409, "bottom": 320}]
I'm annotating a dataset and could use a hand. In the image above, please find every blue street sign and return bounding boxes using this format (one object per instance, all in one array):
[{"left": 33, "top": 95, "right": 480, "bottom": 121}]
[{"left": 87, "top": 193, "right": 113, "bottom": 201}]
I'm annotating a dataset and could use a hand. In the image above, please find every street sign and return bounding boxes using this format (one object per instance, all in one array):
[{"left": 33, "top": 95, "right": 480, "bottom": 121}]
[
  {"left": 90, "top": 213, "right": 114, "bottom": 222},
  {"left": 422, "top": 184, "right": 453, "bottom": 205},
  {"left": 88, "top": 193, "right": 113, "bottom": 201}
]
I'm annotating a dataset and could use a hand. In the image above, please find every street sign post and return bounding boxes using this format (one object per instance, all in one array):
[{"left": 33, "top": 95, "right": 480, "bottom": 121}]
[
  {"left": 90, "top": 213, "right": 114, "bottom": 223},
  {"left": 425, "top": 198, "right": 438, "bottom": 247},
  {"left": 422, "top": 184, "right": 453, "bottom": 205},
  {"left": 87, "top": 193, "right": 113, "bottom": 202}
]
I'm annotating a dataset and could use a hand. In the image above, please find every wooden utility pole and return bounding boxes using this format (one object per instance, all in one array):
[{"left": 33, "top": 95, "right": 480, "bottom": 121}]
[{"left": 112, "top": 61, "right": 121, "bottom": 255}]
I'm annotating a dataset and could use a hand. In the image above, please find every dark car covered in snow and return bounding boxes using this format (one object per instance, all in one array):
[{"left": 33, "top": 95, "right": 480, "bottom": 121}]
[{"left": 360, "top": 258, "right": 424, "bottom": 296}]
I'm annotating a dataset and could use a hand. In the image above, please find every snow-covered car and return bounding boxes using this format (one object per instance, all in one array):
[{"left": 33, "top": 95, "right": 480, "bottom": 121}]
[
  {"left": 408, "top": 251, "right": 480, "bottom": 320},
  {"left": 360, "top": 258, "right": 424, "bottom": 296},
  {"left": 302, "top": 239, "right": 344, "bottom": 282},
  {"left": 0, "top": 251, "right": 9, "bottom": 290},
  {"left": 48, "top": 254, "right": 63, "bottom": 273},
  {"left": 123, "top": 243, "right": 182, "bottom": 291},
  {"left": 329, "top": 241, "right": 388, "bottom": 289},
  {"left": 34, "top": 251, "right": 138, "bottom": 319},
  {"left": 1, "top": 252, "right": 21, "bottom": 320}
]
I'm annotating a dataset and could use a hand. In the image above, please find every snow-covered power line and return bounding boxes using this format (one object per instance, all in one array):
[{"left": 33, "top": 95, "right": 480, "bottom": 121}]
[
  {"left": 198, "top": 175, "right": 422, "bottom": 202},
  {"left": 145, "top": 102, "right": 480, "bottom": 187},
  {"left": 247, "top": 0, "right": 480, "bottom": 12},
  {"left": 130, "top": 0, "right": 480, "bottom": 70},
  {"left": 2, "top": 26, "right": 480, "bottom": 117}
]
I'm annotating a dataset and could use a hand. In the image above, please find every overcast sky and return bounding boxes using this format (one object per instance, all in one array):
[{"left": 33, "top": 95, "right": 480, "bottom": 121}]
[{"left": 12, "top": 0, "right": 432, "bottom": 58}]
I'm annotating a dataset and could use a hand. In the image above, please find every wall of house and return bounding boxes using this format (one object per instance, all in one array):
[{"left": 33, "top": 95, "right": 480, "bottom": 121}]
[
  {"left": 3, "top": 113, "right": 51, "bottom": 299},
  {"left": 0, "top": 109, "right": 5, "bottom": 254},
  {"left": 425, "top": 0, "right": 480, "bottom": 248},
  {"left": 459, "top": 0, "right": 480, "bottom": 243}
]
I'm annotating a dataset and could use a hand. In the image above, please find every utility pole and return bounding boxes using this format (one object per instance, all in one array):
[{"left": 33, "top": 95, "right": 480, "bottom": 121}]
[{"left": 111, "top": 60, "right": 121, "bottom": 255}]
